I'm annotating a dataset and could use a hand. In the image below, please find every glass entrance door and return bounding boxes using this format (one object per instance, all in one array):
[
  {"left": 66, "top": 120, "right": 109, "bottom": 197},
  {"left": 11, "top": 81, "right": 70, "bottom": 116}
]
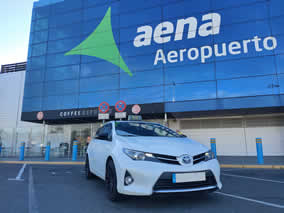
[{"left": 70, "top": 124, "right": 91, "bottom": 159}]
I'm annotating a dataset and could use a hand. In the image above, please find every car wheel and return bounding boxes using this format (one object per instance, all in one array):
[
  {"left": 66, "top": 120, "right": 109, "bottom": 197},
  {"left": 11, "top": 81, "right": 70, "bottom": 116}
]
[
  {"left": 85, "top": 155, "right": 94, "bottom": 180},
  {"left": 105, "top": 160, "right": 121, "bottom": 201}
]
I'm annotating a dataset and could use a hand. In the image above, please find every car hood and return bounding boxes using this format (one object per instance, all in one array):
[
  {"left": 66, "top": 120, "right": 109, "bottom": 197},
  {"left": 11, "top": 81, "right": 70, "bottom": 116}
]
[{"left": 116, "top": 136, "right": 209, "bottom": 157}]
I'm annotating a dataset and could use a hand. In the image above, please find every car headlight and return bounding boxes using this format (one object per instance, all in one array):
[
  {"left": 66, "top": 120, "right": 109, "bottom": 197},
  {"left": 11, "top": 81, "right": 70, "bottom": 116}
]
[
  {"left": 123, "top": 148, "right": 148, "bottom": 161},
  {"left": 205, "top": 150, "right": 216, "bottom": 161}
]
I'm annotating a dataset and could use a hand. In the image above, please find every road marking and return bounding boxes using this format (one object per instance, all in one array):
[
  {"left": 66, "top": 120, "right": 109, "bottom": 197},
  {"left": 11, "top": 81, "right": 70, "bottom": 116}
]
[
  {"left": 0, "top": 161, "right": 85, "bottom": 165},
  {"left": 29, "top": 166, "right": 39, "bottom": 213},
  {"left": 8, "top": 163, "right": 26, "bottom": 181},
  {"left": 222, "top": 173, "right": 284, "bottom": 184},
  {"left": 215, "top": 192, "right": 284, "bottom": 209}
]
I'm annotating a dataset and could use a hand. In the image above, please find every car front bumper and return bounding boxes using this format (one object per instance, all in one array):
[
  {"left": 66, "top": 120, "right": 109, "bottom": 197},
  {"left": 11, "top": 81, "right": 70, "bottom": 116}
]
[{"left": 115, "top": 156, "right": 222, "bottom": 196}]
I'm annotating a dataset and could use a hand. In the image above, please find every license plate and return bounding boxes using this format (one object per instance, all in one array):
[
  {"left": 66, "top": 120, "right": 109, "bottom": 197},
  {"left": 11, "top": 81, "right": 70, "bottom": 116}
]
[{"left": 172, "top": 172, "right": 206, "bottom": 183}]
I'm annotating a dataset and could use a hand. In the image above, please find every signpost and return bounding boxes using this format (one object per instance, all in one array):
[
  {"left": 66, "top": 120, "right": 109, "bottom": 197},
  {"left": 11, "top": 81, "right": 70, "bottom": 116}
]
[
  {"left": 115, "top": 100, "right": 127, "bottom": 120},
  {"left": 115, "top": 112, "right": 127, "bottom": 119},
  {"left": 132, "top": 104, "right": 141, "bottom": 114},
  {"left": 98, "top": 102, "right": 110, "bottom": 123}
]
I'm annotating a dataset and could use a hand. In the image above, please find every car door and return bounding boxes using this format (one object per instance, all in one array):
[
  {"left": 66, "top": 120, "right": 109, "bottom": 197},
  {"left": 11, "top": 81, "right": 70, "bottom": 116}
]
[
  {"left": 88, "top": 127, "right": 102, "bottom": 175},
  {"left": 93, "top": 123, "right": 113, "bottom": 179}
]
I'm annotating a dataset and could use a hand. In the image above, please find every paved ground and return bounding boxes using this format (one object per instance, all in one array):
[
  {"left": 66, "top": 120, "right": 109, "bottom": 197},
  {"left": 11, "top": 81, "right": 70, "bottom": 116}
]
[
  {"left": 0, "top": 164, "right": 283, "bottom": 213},
  {"left": 1, "top": 156, "right": 283, "bottom": 165}
]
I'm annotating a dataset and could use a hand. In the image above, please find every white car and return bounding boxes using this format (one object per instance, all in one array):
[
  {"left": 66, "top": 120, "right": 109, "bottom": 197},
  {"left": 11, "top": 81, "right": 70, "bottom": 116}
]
[{"left": 86, "top": 121, "right": 222, "bottom": 201}]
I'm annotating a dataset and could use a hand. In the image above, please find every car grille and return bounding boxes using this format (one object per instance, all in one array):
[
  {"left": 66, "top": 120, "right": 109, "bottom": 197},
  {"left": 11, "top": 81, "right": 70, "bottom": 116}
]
[
  {"left": 152, "top": 152, "right": 207, "bottom": 165},
  {"left": 193, "top": 153, "right": 206, "bottom": 165},
  {"left": 153, "top": 170, "right": 217, "bottom": 191}
]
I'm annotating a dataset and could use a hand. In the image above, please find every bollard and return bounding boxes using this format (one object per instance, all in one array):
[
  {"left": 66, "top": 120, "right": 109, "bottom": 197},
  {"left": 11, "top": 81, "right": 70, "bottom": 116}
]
[
  {"left": 19, "top": 142, "right": 25, "bottom": 161},
  {"left": 0, "top": 141, "right": 2, "bottom": 156},
  {"left": 72, "top": 140, "right": 78, "bottom": 161},
  {"left": 210, "top": 138, "right": 217, "bottom": 158},
  {"left": 256, "top": 138, "right": 264, "bottom": 164},
  {"left": 45, "top": 142, "right": 51, "bottom": 161}
]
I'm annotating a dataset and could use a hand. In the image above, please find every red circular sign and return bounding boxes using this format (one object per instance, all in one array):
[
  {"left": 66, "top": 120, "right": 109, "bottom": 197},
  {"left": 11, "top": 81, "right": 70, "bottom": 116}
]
[
  {"left": 37, "top": 112, "right": 44, "bottom": 120},
  {"left": 132, "top": 104, "right": 141, "bottom": 114},
  {"left": 115, "top": 100, "right": 127, "bottom": 112},
  {"left": 98, "top": 102, "right": 110, "bottom": 114}
]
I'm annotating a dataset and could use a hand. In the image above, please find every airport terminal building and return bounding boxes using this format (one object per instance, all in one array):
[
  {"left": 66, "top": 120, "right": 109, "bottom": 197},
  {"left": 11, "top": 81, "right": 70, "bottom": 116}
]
[{"left": 1, "top": 0, "right": 284, "bottom": 157}]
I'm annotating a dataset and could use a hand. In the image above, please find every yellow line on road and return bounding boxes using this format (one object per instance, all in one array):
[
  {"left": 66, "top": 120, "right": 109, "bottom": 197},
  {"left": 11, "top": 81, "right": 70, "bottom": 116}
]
[{"left": 0, "top": 161, "right": 283, "bottom": 169}]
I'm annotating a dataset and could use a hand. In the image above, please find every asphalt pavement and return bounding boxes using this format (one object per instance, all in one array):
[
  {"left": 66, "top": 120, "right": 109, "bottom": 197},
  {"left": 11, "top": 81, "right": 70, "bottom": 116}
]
[{"left": 0, "top": 164, "right": 283, "bottom": 213}]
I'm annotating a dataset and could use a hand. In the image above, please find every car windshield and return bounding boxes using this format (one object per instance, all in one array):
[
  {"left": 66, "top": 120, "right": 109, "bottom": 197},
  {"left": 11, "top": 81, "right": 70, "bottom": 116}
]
[{"left": 115, "top": 122, "right": 185, "bottom": 138}]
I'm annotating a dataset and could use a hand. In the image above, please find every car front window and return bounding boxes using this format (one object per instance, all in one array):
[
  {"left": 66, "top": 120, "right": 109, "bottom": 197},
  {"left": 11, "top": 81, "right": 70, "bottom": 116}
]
[{"left": 115, "top": 122, "right": 185, "bottom": 138}]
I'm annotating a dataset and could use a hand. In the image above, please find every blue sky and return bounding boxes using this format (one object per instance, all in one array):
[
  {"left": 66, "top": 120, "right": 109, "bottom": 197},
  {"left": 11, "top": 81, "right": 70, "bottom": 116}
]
[{"left": 0, "top": 0, "right": 35, "bottom": 66}]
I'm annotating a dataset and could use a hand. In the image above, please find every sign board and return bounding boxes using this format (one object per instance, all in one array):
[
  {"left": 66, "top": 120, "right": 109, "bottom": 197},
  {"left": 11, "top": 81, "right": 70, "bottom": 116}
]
[
  {"left": 37, "top": 112, "right": 44, "bottom": 120},
  {"left": 99, "top": 102, "right": 110, "bottom": 114},
  {"left": 115, "top": 112, "right": 127, "bottom": 119},
  {"left": 98, "top": 113, "right": 110, "bottom": 120},
  {"left": 128, "top": 115, "right": 142, "bottom": 121},
  {"left": 115, "top": 100, "right": 127, "bottom": 112},
  {"left": 132, "top": 104, "right": 141, "bottom": 114}
]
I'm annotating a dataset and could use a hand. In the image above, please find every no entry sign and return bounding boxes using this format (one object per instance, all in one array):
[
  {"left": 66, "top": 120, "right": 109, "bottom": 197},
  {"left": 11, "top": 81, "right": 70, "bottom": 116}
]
[
  {"left": 115, "top": 100, "right": 127, "bottom": 112},
  {"left": 98, "top": 102, "right": 110, "bottom": 114}
]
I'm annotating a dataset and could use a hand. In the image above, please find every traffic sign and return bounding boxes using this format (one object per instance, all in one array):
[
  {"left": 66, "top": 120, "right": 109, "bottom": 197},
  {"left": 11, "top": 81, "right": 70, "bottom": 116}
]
[
  {"left": 115, "top": 112, "right": 127, "bottom": 119},
  {"left": 37, "top": 112, "right": 44, "bottom": 120},
  {"left": 115, "top": 100, "right": 127, "bottom": 112},
  {"left": 132, "top": 104, "right": 141, "bottom": 114},
  {"left": 98, "top": 102, "right": 110, "bottom": 114},
  {"left": 98, "top": 113, "right": 110, "bottom": 120}
]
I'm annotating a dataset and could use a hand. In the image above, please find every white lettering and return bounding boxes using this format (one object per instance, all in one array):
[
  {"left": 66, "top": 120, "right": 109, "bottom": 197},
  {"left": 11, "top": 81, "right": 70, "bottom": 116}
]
[
  {"left": 229, "top": 41, "right": 241, "bottom": 55},
  {"left": 243, "top": 39, "right": 251, "bottom": 53},
  {"left": 214, "top": 43, "right": 227, "bottom": 57},
  {"left": 175, "top": 17, "right": 197, "bottom": 41},
  {"left": 200, "top": 46, "right": 212, "bottom": 63},
  {"left": 168, "top": 51, "right": 178, "bottom": 63},
  {"left": 263, "top": 36, "right": 277, "bottom": 50},
  {"left": 188, "top": 48, "right": 199, "bottom": 60},
  {"left": 154, "top": 22, "right": 174, "bottom": 44},
  {"left": 199, "top": 13, "right": 221, "bottom": 37},
  {"left": 133, "top": 26, "right": 152, "bottom": 47},
  {"left": 154, "top": 49, "right": 167, "bottom": 65},
  {"left": 180, "top": 49, "right": 187, "bottom": 62},
  {"left": 252, "top": 36, "right": 263, "bottom": 52}
]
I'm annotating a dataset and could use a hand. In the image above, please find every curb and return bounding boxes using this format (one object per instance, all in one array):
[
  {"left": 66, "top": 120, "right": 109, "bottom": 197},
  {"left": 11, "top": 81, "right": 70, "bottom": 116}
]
[
  {"left": 0, "top": 161, "right": 283, "bottom": 169},
  {"left": 220, "top": 164, "right": 284, "bottom": 169}
]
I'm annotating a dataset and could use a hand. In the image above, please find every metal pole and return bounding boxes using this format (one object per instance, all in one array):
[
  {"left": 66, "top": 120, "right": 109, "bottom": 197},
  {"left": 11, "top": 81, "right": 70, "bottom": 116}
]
[
  {"left": 256, "top": 138, "right": 264, "bottom": 164},
  {"left": 19, "top": 142, "right": 25, "bottom": 161},
  {"left": 45, "top": 141, "right": 51, "bottom": 161},
  {"left": 72, "top": 140, "right": 78, "bottom": 161},
  {"left": 164, "top": 113, "right": 168, "bottom": 127},
  {"left": 210, "top": 138, "right": 217, "bottom": 158}
]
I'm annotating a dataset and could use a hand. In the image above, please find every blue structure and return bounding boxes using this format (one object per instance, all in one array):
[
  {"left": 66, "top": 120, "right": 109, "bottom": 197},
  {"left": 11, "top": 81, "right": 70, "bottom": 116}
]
[
  {"left": 72, "top": 140, "right": 78, "bottom": 161},
  {"left": 45, "top": 142, "right": 51, "bottom": 161},
  {"left": 210, "top": 138, "right": 217, "bottom": 158},
  {"left": 19, "top": 142, "right": 25, "bottom": 161},
  {"left": 256, "top": 138, "right": 264, "bottom": 164},
  {"left": 22, "top": 0, "right": 284, "bottom": 123}
]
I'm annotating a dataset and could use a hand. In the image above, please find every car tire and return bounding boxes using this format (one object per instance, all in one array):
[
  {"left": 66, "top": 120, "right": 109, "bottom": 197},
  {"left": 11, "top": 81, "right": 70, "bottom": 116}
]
[
  {"left": 85, "top": 155, "right": 94, "bottom": 180},
  {"left": 105, "top": 160, "right": 121, "bottom": 202}
]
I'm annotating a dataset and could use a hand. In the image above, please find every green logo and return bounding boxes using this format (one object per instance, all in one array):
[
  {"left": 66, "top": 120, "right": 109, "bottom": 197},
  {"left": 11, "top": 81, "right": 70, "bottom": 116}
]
[{"left": 65, "top": 7, "right": 132, "bottom": 76}]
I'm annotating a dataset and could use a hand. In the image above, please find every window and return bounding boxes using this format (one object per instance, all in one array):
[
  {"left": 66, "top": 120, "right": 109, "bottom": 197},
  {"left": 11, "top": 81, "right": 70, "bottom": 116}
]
[{"left": 95, "top": 124, "right": 112, "bottom": 141}]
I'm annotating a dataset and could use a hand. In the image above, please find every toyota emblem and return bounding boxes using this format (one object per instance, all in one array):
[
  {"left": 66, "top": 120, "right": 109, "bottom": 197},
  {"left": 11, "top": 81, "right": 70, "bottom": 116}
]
[{"left": 178, "top": 154, "right": 192, "bottom": 165}]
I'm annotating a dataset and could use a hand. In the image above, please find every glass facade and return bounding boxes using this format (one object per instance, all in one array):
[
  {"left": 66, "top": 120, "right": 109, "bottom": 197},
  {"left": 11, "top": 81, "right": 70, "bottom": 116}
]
[
  {"left": 0, "top": 123, "right": 100, "bottom": 158},
  {"left": 23, "top": 0, "right": 284, "bottom": 119}
]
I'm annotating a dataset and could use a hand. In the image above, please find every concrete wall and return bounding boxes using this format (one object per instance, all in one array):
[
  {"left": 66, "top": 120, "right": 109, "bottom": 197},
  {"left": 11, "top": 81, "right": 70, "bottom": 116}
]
[
  {"left": 179, "top": 117, "right": 284, "bottom": 156},
  {"left": 0, "top": 71, "right": 41, "bottom": 129}
]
